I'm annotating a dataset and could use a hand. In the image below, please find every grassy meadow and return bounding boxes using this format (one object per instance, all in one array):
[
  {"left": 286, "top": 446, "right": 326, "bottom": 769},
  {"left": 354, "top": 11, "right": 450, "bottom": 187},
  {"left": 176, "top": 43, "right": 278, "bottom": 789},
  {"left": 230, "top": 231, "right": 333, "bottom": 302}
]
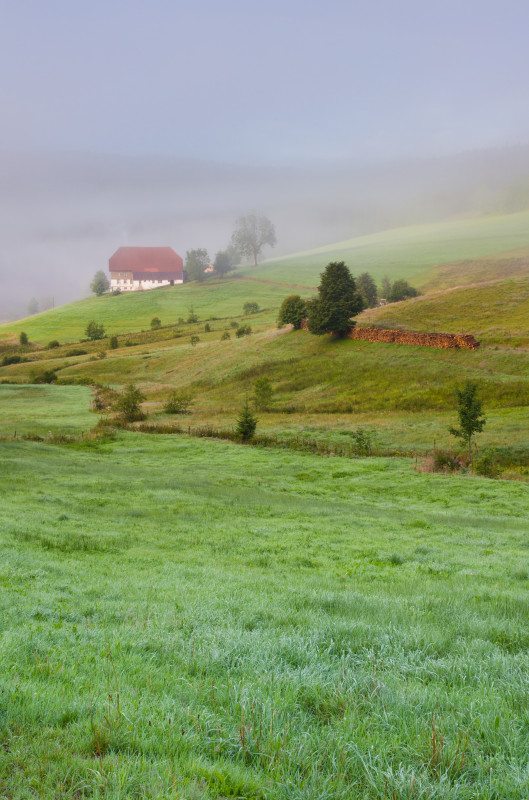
[
  {"left": 2, "top": 212, "right": 529, "bottom": 796},
  {"left": 2, "top": 430, "right": 529, "bottom": 798}
]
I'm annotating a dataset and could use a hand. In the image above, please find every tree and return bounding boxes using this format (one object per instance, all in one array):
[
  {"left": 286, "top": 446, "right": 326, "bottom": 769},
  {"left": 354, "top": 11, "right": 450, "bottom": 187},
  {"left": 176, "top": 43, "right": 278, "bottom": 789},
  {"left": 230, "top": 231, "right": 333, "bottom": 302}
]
[
  {"left": 150, "top": 317, "right": 161, "bottom": 330},
  {"left": 231, "top": 214, "right": 276, "bottom": 266},
  {"left": 380, "top": 276, "right": 392, "bottom": 300},
  {"left": 277, "top": 294, "right": 307, "bottom": 329},
  {"left": 388, "top": 279, "right": 420, "bottom": 303},
  {"left": 85, "top": 321, "right": 105, "bottom": 340},
  {"left": 253, "top": 377, "right": 273, "bottom": 410},
  {"left": 91, "top": 270, "right": 110, "bottom": 296},
  {"left": 356, "top": 272, "right": 378, "bottom": 308},
  {"left": 114, "top": 384, "right": 146, "bottom": 422},
  {"left": 307, "top": 262, "right": 363, "bottom": 337},
  {"left": 213, "top": 250, "right": 233, "bottom": 278},
  {"left": 243, "top": 302, "right": 259, "bottom": 315},
  {"left": 235, "top": 399, "right": 258, "bottom": 441},
  {"left": 449, "top": 381, "right": 486, "bottom": 465},
  {"left": 19, "top": 331, "right": 28, "bottom": 346},
  {"left": 190, "top": 335, "right": 200, "bottom": 346},
  {"left": 27, "top": 298, "right": 39, "bottom": 316},
  {"left": 164, "top": 390, "right": 194, "bottom": 414},
  {"left": 185, "top": 249, "right": 210, "bottom": 282}
]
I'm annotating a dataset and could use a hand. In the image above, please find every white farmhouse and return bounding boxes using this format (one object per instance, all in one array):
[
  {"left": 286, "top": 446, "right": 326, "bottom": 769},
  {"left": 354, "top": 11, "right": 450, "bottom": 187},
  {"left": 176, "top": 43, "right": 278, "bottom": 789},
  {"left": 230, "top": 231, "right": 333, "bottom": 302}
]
[{"left": 109, "top": 247, "right": 185, "bottom": 292}]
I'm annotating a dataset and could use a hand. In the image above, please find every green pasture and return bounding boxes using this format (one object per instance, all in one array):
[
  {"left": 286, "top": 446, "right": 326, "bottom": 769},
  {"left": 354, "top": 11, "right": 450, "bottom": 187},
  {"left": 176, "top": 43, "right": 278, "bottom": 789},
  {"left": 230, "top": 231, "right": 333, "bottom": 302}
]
[
  {"left": 0, "top": 280, "right": 291, "bottom": 346},
  {"left": 0, "top": 384, "right": 94, "bottom": 436},
  {"left": 362, "top": 276, "right": 529, "bottom": 346},
  {"left": 246, "top": 209, "right": 529, "bottom": 287},
  {"left": 1, "top": 433, "right": 529, "bottom": 798}
]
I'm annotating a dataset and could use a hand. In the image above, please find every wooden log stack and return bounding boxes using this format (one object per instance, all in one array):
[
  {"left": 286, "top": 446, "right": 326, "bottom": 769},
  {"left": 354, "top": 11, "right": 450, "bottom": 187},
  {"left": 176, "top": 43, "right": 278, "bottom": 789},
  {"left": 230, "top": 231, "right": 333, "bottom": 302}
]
[{"left": 299, "top": 320, "right": 480, "bottom": 349}]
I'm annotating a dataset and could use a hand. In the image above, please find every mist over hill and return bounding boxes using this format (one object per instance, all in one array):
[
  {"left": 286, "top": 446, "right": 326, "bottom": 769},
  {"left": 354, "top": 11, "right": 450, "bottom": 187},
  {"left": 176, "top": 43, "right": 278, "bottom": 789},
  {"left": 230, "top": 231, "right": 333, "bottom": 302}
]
[{"left": 1, "top": 144, "right": 529, "bottom": 320}]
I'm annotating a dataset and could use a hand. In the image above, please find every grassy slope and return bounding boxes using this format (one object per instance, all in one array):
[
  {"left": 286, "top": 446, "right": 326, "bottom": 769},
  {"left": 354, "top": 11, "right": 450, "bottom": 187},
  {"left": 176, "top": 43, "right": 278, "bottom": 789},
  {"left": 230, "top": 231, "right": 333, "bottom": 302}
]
[
  {"left": 0, "top": 384, "right": 94, "bottom": 436},
  {"left": 2, "top": 432, "right": 529, "bottom": 798},
  {"left": 4, "top": 209, "right": 529, "bottom": 348},
  {"left": 361, "top": 277, "right": 529, "bottom": 346},
  {"left": 245, "top": 210, "right": 529, "bottom": 286}
]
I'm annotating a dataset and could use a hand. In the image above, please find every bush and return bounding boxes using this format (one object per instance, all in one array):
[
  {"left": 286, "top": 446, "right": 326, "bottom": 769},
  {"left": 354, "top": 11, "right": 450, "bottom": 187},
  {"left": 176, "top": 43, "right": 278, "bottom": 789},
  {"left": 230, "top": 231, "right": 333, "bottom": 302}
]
[
  {"left": 350, "top": 427, "right": 375, "bottom": 456},
  {"left": 46, "top": 340, "right": 60, "bottom": 349},
  {"left": 112, "top": 289, "right": 121, "bottom": 296},
  {"left": 387, "top": 280, "right": 420, "bottom": 303},
  {"left": 204, "top": 323, "right": 211, "bottom": 332},
  {"left": 432, "top": 449, "right": 462, "bottom": 473},
  {"left": 151, "top": 317, "right": 162, "bottom": 330},
  {"left": 243, "top": 302, "right": 259, "bottom": 315},
  {"left": 178, "top": 317, "right": 185, "bottom": 325},
  {"left": 109, "top": 336, "right": 119, "bottom": 350},
  {"left": 221, "top": 331, "right": 231, "bottom": 341},
  {"left": 125, "top": 340, "right": 134, "bottom": 347},
  {"left": 33, "top": 370, "right": 58, "bottom": 384},
  {"left": 235, "top": 400, "right": 258, "bottom": 441},
  {"left": 164, "top": 390, "right": 194, "bottom": 414},
  {"left": 190, "top": 335, "right": 200, "bottom": 347},
  {"left": 85, "top": 321, "right": 105, "bottom": 341},
  {"left": 19, "top": 332, "right": 28, "bottom": 346},
  {"left": 230, "top": 321, "right": 239, "bottom": 329},
  {"left": 1, "top": 355, "right": 24, "bottom": 366},
  {"left": 235, "top": 325, "right": 251, "bottom": 338},
  {"left": 65, "top": 348, "right": 87, "bottom": 357},
  {"left": 114, "top": 384, "right": 146, "bottom": 422},
  {"left": 474, "top": 448, "right": 500, "bottom": 478},
  {"left": 277, "top": 295, "right": 307, "bottom": 329},
  {"left": 187, "top": 306, "right": 198, "bottom": 324}
]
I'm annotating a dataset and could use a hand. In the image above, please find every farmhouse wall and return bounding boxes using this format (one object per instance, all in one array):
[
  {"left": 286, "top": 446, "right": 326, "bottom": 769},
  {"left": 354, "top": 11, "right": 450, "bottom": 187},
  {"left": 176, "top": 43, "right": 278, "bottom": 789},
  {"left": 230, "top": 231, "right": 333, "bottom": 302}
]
[{"left": 300, "top": 320, "right": 480, "bottom": 349}]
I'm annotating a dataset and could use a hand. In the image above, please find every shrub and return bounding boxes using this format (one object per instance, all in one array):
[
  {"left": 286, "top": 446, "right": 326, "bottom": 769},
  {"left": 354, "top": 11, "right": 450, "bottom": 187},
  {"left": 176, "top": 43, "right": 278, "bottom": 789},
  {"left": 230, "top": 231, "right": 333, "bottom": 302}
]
[
  {"left": 253, "top": 377, "right": 273, "bottom": 410},
  {"left": 2, "top": 355, "right": 23, "bottom": 366},
  {"left": 187, "top": 306, "right": 198, "bottom": 324},
  {"left": 151, "top": 317, "right": 162, "bottom": 330},
  {"left": 432, "top": 449, "right": 462, "bottom": 473},
  {"left": 221, "top": 331, "right": 231, "bottom": 341},
  {"left": 65, "top": 348, "right": 87, "bottom": 357},
  {"left": 164, "top": 390, "right": 194, "bottom": 414},
  {"left": 190, "top": 335, "right": 200, "bottom": 347},
  {"left": 19, "top": 332, "right": 28, "bottom": 346},
  {"left": 277, "top": 295, "right": 307, "bottom": 329},
  {"left": 387, "top": 280, "right": 420, "bottom": 303},
  {"left": 125, "top": 340, "right": 134, "bottom": 347},
  {"left": 351, "top": 427, "right": 375, "bottom": 456},
  {"left": 235, "top": 399, "right": 258, "bottom": 441},
  {"left": 178, "top": 317, "right": 185, "bottom": 325},
  {"left": 46, "top": 340, "right": 60, "bottom": 349},
  {"left": 33, "top": 370, "right": 58, "bottom": 384},
  {"left": 112, "top": 288, "right": 121, "bottom": 296},
  {"left": 474, "top": 448, "right": 500, "bottom": 478},
  {"left": 85, "top": 321, "right": 105, "bottom": 341},
  {"left": 114, "top": 384, "right": 146, "bottom": 422},
  {"left": 235, "top": 325, "right": 251, "bottom": 338},
  {"left": 204, "top": 323, "right": 211, "bottom": 332},
  {"left": 243, "top": 301, "right": 259, "bottom": 315},
  {"left": 109, "top": 336, "right": 119, "bottom": 350},
  {"left": 230, "top": 321, "right": 239, "bottom": 329}
]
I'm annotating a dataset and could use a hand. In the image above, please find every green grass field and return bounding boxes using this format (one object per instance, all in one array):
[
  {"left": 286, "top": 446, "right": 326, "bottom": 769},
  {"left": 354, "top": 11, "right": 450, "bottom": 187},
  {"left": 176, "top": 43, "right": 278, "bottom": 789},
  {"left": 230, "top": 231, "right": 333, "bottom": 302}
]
[
  {"left": 0, "top": 384, "right": 95, "bottom": 436},
  {"left": 2, "top": 431, "right": 529, "bottom": 798},
  {"left": 245, "top": 210, "right": 529, "bottom": 287}
]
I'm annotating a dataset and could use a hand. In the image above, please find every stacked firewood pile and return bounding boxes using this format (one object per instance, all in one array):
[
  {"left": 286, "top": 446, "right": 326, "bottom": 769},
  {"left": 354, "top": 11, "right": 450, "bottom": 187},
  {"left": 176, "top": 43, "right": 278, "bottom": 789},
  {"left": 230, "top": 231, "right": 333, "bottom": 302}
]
[
  {"left": 299, "top": 320, "right": 480, "bottom": 349},
  {"left": 345, "top": 326, "right": 480, "bottom": 349}
]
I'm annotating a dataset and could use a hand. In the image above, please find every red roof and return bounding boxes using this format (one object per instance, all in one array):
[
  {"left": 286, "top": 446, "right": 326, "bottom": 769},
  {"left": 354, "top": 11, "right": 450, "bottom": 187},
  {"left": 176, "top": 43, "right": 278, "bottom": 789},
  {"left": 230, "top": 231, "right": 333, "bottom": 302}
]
[{"left": 109, "top": 247, "right": 184, "bottom": 274}]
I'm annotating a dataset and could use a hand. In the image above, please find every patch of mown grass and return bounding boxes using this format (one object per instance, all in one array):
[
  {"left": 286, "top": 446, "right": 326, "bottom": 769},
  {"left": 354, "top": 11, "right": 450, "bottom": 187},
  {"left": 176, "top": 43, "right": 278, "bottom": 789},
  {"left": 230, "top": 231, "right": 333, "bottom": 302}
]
[{"left": 1, "top": 433, "right": 529, "bottom": 797}]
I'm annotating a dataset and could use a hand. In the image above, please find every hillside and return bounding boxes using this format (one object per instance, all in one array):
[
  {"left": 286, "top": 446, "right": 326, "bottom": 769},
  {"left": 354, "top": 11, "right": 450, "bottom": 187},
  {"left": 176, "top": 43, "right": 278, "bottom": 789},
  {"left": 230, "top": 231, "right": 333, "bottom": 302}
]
[
  {"left": 242, "top": 210, "right": 529, "bottom": 287},
  {"left": 4, "top": 209, "right": 529, "bottom": 346},
  {"left": 360, "top": 276, "right": 529, "bottom": 346}
]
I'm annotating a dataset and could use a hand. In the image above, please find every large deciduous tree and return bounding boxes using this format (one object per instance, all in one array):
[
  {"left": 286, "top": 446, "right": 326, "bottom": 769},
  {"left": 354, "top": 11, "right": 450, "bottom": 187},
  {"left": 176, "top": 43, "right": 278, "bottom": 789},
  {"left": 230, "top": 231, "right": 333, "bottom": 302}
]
[
  {"left": 307, "top": 262, "right": 363, "bottom": 337},
  {"left": 90, "top": 270, "right": 110, "bottom": 296},
  {"left": 231, "top": 214, "right": 276, "bottom": 266},
  {"left": 356, "top": 272, "right": 378, "bottom": 308},
  {"left": 185, "top": 249, "right": 210, "bottom": 282},
  {"left": 213, "top": 250, "right": 233, "bottom": 278}
]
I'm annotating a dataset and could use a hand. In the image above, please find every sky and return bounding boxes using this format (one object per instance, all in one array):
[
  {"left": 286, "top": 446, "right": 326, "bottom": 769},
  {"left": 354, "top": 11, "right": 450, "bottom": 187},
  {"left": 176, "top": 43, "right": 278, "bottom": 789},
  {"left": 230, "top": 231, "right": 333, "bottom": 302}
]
[
  {"left": 1, "top": 0, "right": 529, "bottom": 162},
  {"left": 1, "top": 0, "right": 529, "bottom": 318}
]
